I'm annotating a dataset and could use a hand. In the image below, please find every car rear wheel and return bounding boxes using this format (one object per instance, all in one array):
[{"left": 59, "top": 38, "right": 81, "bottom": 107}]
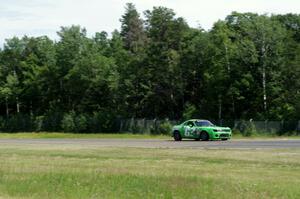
[
  {"left": 200, "top": 131, "right": 209, "bottom": 141},
  {"left": 174, "top": 131, "right": 182, "bottom": 141}
]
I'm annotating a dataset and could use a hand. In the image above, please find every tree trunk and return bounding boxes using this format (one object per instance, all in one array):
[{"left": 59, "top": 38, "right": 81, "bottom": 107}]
[
  {"left": 224, "top": 42, "right": 235, "bottom": 117},
  {"left": 231, "top": 95, "right": 235, "bottom": 118},
  {"left": 218, "top": 95, "right": 222, "bottom": 120},
  {"left": 262, "top": 64, "right": 267, "bottom": 112},
  {"left": 261, "top": 38, "right": 267, "bottom": 113},
  {"left": 224, "top": 43, "right": 230, "bottom": 73},
  {"left": 30, "top": 100, "right": 33, "bottom": 116},
  {"left": 16, "top": 96, "right": 20, "bottom": 113},
  {"left": 5, "top": 97, "right": 9, "bottom": 117}
]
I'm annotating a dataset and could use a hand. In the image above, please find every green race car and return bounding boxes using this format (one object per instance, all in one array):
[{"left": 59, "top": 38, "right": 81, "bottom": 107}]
[{"left": 172, "top": 119, "right": 232, "bottom": 141}]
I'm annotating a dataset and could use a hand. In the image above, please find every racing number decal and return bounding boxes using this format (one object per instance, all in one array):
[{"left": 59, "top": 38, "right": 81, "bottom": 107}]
[
  {"left": 184, "top": 127, "right": 189, "bottom": 136},
  {"left": 185, "top": 126, "right": 192, "bottom": 137}
]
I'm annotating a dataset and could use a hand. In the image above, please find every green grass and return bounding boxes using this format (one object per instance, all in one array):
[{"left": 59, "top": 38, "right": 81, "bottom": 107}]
[
  {"left": 0, "top": 132, "right": 298, "bottom": 140},
  {"left": 232, "top": 133, "right": 300, "bottom": 139},
  {"left": 0, "top": 143, "right": 299, "bottom": 198},
  {"left": 0, "top": 132, "right": 169, "bottom": 139}
]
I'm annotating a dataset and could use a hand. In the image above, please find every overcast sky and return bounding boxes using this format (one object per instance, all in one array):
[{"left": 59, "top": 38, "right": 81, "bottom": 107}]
[{"left": 1, "top": 0, "right": 300, "bottom": 47}]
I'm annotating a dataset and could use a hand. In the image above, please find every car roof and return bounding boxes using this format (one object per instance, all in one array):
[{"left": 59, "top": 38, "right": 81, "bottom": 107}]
[{"left": 187, "top": 119, "right": 210, "bottom": 122}]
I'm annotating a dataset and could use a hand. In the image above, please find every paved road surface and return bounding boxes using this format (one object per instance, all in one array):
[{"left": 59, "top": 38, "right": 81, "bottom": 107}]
[{"left": 0, "top": 139, "right": 299, "bottom": 149}]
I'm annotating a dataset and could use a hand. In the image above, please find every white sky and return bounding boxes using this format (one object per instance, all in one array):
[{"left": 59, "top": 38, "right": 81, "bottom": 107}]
[{"left": 0, "top": 0, "right": 300, "bottom": 47}]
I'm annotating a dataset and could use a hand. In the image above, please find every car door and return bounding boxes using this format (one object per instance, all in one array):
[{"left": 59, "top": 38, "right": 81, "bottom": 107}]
[{"left": 184, "top": 121, "right": 195, "bottom": 137}]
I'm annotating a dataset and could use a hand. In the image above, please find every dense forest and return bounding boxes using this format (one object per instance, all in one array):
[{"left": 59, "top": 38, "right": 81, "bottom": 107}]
[{"left": 0, "top": 3, "right": 300, "bottom": 132}]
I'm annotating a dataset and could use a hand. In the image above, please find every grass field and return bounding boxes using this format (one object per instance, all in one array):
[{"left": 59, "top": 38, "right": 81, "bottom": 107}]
[
  {"left": 0, "top": 143, "right": 300, "bottom": 199},
  {"left": 0, "top": 132, "right": 169, "bottom": 139},
  {"left": 0, "top": 132, "right": 298, "bottom": 139}
]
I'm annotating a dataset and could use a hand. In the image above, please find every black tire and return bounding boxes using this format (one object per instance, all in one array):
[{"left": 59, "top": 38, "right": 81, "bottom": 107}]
[
  {"left": 195, "top": 138, "right": 200, "bottom": 141},
  {"left": 173, "top": 131, "right": 182, "bottom": 141},
  {"left": 200, "top": 131, "right": 209, "bottom": 141}
]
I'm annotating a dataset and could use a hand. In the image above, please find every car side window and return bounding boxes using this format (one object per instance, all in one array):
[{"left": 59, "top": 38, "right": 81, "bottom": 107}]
[{"left": 186, "top": 121, "right": 194, "bottom": 127}]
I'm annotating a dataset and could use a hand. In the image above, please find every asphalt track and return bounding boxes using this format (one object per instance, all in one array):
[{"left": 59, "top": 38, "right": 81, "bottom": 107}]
[{"left": 0, "top": 138, "right": 299, "bottom": 149}]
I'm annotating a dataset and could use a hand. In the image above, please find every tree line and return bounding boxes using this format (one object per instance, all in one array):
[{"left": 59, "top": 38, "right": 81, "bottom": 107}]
[{"left": 0, "top": 3, "right": 299, "bottom": 132}]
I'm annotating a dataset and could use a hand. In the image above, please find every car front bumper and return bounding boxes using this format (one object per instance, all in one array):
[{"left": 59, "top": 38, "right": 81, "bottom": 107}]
[{"left": 212, "top": 132, "right": 232, "bottom": 139}]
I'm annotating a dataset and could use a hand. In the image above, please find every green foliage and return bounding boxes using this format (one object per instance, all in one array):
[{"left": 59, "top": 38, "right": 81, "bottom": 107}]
[
  {"left": 34, "top": 116, "right": 44, "bottom": 132},
  {"left": 41, "top": 111, "right": 64, "bottom": 132},
  {"left": 61, "top": 112, "right": 76, "bottom": 132},
  {"left": 183, "top": 103, "right": 198, "bottom": 120},
  {"left": 0, "top": 5, "right": 299, "bottom": 133},
  {"left": 75, "top": 114, "right": 87, "bottom": 133},
  {"left": 0, "top": 114, "right": 33, "bottom": 132},
  {"left": 150, "top": 120, "right": 172, "bottom": 135},
  {"left": 157, "top": 121, "right": 173, "bottom": 135},
  {"left": 120, "top": 3, "right": 147, "bottom": 53},
  {"left": 235, "top": 120, "right": 257, "bottom": 137},
  {"left": 85, "top": 111, "right": 118, "bottom": 133},
  {"left": 61, "top": 112, "right": 88, "bottom": 133}
]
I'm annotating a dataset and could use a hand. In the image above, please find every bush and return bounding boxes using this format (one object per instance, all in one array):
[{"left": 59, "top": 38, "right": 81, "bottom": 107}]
[
  {"left": 34, "top": 116, "right": 44, "bottom": 132},
  {"left": 158, "top": 121, "right": 172, "bottom": 135},
  {"left": 3, "top": 114, "right": 33, "bottom": 132},
  {"left": 0, "top": 111, "right": 117, "bottom": 133},
  {"left": 74, "top": 114, "right": 87, "bottom": 133},
  {"left": 0, "top": 116, "right": 5, "bottom": 131},
  {"left": 86, "top": 111, "right": 118, "bottom": 133},
  {"left": 235, "top": 120, "right": 256, "bottom": 137},
  {"left": 42, "top": 111, "right": 64, "bottom": 132},
  {"left": 61, "top": 112, "right": 76, "bottom": 132},
  {"left": 151, "top": 120, "right": 172, "bottom": 135},
  {"left": 87, "top": 112, "right": 103, "bottom": 133}
]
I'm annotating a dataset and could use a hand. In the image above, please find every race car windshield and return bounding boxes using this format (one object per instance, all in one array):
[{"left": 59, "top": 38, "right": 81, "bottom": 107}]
[{"left": 195, "top": 121, "right": 214, "bottom": 127}]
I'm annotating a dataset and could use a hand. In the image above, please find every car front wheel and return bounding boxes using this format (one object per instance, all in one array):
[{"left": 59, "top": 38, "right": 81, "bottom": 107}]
[{"left": 174, "top": 131, "right": 182, "bottom": 141}]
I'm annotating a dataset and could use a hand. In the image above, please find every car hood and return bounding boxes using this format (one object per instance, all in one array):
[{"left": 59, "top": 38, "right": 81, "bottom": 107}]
[{"left": 198, "top": 126, "right": 231, "bottom": 130}]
